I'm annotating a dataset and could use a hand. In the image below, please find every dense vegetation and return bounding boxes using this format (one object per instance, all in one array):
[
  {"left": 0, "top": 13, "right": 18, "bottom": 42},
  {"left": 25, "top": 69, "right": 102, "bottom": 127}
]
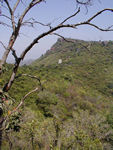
[{"left": 1, "top": 38, "right": 113, "bottom": 149}]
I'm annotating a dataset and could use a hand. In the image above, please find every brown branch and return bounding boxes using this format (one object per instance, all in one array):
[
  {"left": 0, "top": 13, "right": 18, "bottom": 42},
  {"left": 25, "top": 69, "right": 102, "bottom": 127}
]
[
  {"left": 10, "top": 87, "right": 38, "bottom": 114},
  {"left": 60, "top": 7, "right": 80, "bottom": 25},
  {"left": 19, "top": 25, "right": 65, "bottom": 60},
  {"left": 0, "top": 21, "right": 11, "bottom": 28},
  {"left": 3, "top": 87, "right": 38, "bottom": 123},
  {"left": 0, "top": 14, "right": 11, "bottom": 21},
  {"left": 11, "top": 48, "right": 19, "bottom": 62},
  {"left": 22, "top": 18, "right": 52, "bottom": 29},
  {"left": 18, "top": 0, "right": 45, "bottom": 27},
  {"left": 4, "top": 0, "right": 15, "bottom": 31},
  {"left": 52, "top": 33, "right": 91, "bottom": 51},
  {"left": 0, "top": 42, "right": 19, "bottom": 62},
  {"left": 0, "top": 14, "right": 18, "bottom": 28},
  {"left": 15, "top": 74, "right": 43, "bottom": 91},
  {"left": 87, "top": 8, "right": 113, "bottom": 22},
  {"left": 107, "top": 25, "right": 113, "bottom": 30},
  {"left": 52, "top": 33, "right": 74, "bottom": 43},
  {"left": 31, "top": 0, "right": 46, "bottom": 6},
  {"left": 13, "top": 0, "right": 21, "bottom": 12},
  {"left": 0, "top": 34, "right": 17, "bottom": 74},
  {"left": 0, "top": 1, "right": 45, "bottom": 75},
  {"left": 0, "top": 41, "right": 7, "bottom": 50},
  {"left": 76, "top": 0, "right": 92, "bottom": 5},
  {"left": 86, "top": 22, "right": 113, "bottom": 31},
  {"left": 4, "top": 0, "right": 12, "bottom": 15}
]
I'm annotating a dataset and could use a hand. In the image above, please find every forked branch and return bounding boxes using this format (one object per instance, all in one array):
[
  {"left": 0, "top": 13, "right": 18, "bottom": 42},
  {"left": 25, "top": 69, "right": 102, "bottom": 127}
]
[
  {"left": 4, "top": 0, "right": 15, "bottom": 31},
  {"left": 10, "top": 87, "right": 39, "bottom": 115}
]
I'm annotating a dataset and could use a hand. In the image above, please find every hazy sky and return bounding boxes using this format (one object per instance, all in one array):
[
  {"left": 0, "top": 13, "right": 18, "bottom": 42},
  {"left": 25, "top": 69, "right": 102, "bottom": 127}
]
[{"left": 0, "top": 0, "right": 113, "bottom": 61}]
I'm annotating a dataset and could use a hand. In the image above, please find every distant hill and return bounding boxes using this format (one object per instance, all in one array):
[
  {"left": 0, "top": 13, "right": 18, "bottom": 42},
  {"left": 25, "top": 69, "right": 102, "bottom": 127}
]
[
  {"left": 7, "top": 59, "right": 34, "bottom": 66},
  {"left": 31, "top": 38, "right": 112, "bottom": 68},
  {"left": 20, "top": 59, "right": 34, "bottom": 66},
  {"left": 31, "top": 38, "right": 113, "bottom": 95}
]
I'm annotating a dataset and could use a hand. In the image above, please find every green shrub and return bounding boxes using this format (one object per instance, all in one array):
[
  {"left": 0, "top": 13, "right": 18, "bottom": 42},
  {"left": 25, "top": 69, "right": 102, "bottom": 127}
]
[{"left": 36, "top": 91, "right": 58, "bottom": 117}]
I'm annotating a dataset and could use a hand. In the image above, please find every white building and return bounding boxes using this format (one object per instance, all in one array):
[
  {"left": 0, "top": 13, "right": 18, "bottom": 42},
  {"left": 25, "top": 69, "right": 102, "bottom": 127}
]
[{"left": 58, "top": 59, "right": 62, "bottom": 64}]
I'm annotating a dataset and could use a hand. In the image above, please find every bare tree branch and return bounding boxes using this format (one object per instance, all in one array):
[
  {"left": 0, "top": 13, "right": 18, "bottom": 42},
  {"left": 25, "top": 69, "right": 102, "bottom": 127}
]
[
  {"left": 18, "top": 0, "right": 45, "bottom": 27},
  {"left": 0, "top": 33, "right": 17, "bottom": 74},
  {"left": 2, "top": 87, "right": 38, "bottom": 123},
  {"left": 13, "top": 0, "right": 21, "bottom": 12},
  {"left": 0, "top": 14, "right": 11, "bottom": 21},
  {"left": 52, "top": 33, "right": 74, "bottom": 43},
  {"left": 60, "top": 7, "right": 80, "bottom": 25},
  {"left": 0, "top": 41, "right": 7, "bottom": 50},
  {"left": 52, "top": 33, "right": 91, "bottom": 51},
  {"left": 4, "top": 0, "right": 12, "bottom": 15},
  {"left": 107, "top": 25, "right": 113, "bottom": 30},
  {"left": 31, "top": 0, "right": 46, "bottom": 6},
  {"left": 15, "top": 74, "right": 43, "bottom": 91},
  {"left": 0, "top": 21, "right": 11, "bottom": 28},
  {"left": 11, "top": 48, "right": 19, "bottom": 62},
  {"left": 86, "top": 22, "right": 113, "bottom": 31},
  {"left": 0, "top": 0, "right": 46, "bottom": 74},
  {"left": 10, "top": 87, "right": 38, "bottom": 115},
  {"left": 87, "top": 8, "right": 113, "bottom": 22},
  {"left": 22, "top": 18, "right": 52, "bottom": 29},
  {"left": 4, "top": 0, "right": 15, "bottom": 31},
  {"left": 76, "top": 0, "right": 92, "bottom": 6}
]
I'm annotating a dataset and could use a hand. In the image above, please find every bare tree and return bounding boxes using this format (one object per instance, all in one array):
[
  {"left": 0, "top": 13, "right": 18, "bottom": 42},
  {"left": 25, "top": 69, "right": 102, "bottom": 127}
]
[
  {"left": 0, "top": 0, "right": 113, "bottom": 90},
  {"left": 0, "top": 0, "right": 113, "bottom": 148}
]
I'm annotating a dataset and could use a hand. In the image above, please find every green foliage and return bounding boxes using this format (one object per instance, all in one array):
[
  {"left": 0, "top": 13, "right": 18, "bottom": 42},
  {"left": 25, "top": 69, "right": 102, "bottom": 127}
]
[
  {"left": 6, "top": 112, "right": 21, "bottom": 132},
  {"left": 1, "top": 38, "right": 113, "bottom": 149},
  {"left": 106, "top": 107, "right": 113, "bottom": 128},
  {"left": 36, "top": 91, "right": 58, "bottom": 117}
]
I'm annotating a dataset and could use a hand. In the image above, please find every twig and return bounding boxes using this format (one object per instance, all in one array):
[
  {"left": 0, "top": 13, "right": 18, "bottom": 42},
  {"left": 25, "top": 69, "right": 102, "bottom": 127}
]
[
  {"left": 15, "top": 74, "right": 43, "bottom": 91},
  {"left": 13, "top": 0, "right": 21, "bottom": 12},
  {"left": 10, "top": 87, "right": 38, "bottom": 114},
  {"left": 60, "top": 7, "right": 80, "bottom": 25},
  {"left": 2, "top": 87, "right": 39, "bottom": 127},
  {"left": 22, "top": 18, "right": 52, "bottom": 29},
  {"left": 86, "top": 22, "right": 113, "bottom": 31},
  {"left": 87, "top": 8, "right": 113, "bottom": 23},
  {"left": 0, "top": 41, "right": 7, "bottom": 50},
  {"left": 76, "top": 0, "right": 92, "bottom": 6},
  {"left": 4, "top": 0, "right": 15, "bottom": 31},
  {"left": 0, "top": 21, "right": 11, "bottom": 28},
  {"left": 52, "top": 33, "right": 74, "bottom": 43}
]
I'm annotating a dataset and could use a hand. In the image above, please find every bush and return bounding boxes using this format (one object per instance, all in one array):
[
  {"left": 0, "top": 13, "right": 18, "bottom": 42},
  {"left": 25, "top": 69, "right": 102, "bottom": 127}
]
[{"left": 36, "top": 91, "right": 58, "bottom": 117}]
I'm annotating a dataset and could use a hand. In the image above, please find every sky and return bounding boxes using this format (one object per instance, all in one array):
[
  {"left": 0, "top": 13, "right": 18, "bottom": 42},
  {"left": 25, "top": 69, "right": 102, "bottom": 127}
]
[{"left": 0, "top": 0, "right": 113, "bottom": 61}]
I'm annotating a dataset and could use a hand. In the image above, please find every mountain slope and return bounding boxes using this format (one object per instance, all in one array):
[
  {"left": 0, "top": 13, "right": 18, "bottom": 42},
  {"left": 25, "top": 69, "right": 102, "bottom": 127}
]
[
  {"left": 1, "top": 38, "right": 113, "bottom": 149},
  {"left": 31, "top": 38, "right": 113, "bottom": 96}
]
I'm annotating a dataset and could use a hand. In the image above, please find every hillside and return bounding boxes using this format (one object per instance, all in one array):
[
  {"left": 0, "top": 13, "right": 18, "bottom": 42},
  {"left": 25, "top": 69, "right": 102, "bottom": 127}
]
[
  {"left": 31, "top": 38, "right": 113, "bottom": 96},
  {"left": 1, "top": 38, "right": 113, "bottom": 149}
]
